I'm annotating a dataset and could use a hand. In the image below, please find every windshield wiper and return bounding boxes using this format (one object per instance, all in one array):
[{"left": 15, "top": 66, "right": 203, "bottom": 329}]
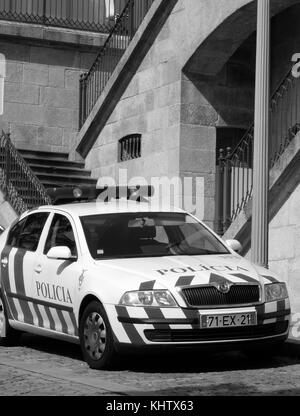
[
  {"left": 168, "top": 244, "right": 227, "bottom": 256},
  {"left": 194, "top": 250, "right": 227, "bottom": 255}
]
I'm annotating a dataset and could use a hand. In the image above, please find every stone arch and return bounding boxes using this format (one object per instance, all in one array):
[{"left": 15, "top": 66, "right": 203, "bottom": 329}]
[
  {"left": 180, "top": 0, "right": 300, "bottom": 131},
  {"left": 183, "top": 0, "right": 300, "bottom": 77}
]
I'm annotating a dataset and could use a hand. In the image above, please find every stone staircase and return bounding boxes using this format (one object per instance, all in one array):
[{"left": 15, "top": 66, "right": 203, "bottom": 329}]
[
  {"left": 18, "top": 149, "right": 97, "bottom": 190},
  {"left": 0, "top": 131, "right": 98, "bottom": 221}
]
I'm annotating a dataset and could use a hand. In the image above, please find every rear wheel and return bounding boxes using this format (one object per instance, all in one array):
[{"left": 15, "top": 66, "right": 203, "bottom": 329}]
[
  {"left": 79, "top": 301, "right": 118, "bottom": 370},
  {"left": 0, "top": 292, "right": 21, "bottom": 346}
]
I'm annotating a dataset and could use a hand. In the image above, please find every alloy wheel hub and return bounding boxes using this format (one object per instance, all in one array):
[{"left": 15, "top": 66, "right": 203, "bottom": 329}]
[{"left": 84, "top": 312, "right": 106, "bottom": 360}]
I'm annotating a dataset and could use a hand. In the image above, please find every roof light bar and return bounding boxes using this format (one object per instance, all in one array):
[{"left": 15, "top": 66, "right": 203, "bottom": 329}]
[{"left": 47, "top": 185, "right": 154, "bottom": 205}]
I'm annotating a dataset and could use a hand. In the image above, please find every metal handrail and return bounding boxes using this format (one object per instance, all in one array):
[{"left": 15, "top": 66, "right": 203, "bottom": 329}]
[
  {"left": 0, "top": 132, "right": 51, "bottom": 215},
  {"left": 215, "top": 69, "right": 300, "bottom": 235},
  {"left": 79, "top": 0, "right": 155, "bottom": 128},
  {"left": 0, "top": 0, "right": 127, "bottom": 33}
]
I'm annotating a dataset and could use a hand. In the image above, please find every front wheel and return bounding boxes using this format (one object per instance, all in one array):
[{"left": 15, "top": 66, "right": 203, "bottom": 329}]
[
  {"left": 0, "top": 292, "right": 21, "bottom": 346},
  {"left": 79, "top": 301, "right": 118, "bottom": 370}
]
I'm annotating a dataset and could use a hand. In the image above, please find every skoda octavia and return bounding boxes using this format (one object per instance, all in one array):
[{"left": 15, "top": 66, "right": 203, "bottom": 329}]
[{"left": 0, "top": 186, "right": 290, "bottom": 369}]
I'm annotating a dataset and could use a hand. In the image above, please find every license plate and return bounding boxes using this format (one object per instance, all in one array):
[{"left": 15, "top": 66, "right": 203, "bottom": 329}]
[{"left": 200, "top": 312, "right": 257, "bottom": 329}]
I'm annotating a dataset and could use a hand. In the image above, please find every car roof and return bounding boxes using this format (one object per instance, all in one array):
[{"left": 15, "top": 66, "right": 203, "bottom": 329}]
[{"left": 28, "top": 200, "right": 185, "bottom": 218}]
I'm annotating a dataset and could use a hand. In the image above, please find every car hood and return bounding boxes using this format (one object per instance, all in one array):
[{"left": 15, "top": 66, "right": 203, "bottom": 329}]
[{"left": 94, "top": 254, "right": 278, "bottom": 291}]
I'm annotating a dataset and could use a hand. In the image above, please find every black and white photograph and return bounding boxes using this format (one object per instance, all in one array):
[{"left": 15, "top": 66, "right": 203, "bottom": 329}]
[{"left": 0, "top": 0, "right": 299, "bottom": 403}]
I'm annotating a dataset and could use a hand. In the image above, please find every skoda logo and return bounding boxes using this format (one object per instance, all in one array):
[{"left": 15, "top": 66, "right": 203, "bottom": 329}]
[{"left": 218, "top": 283, "right": 231, "bottom": 294}]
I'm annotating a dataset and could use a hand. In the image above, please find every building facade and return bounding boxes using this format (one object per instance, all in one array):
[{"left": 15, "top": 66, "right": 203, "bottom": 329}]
[{"left": 0, "top": 0, "right": 299, "bottom": 312}]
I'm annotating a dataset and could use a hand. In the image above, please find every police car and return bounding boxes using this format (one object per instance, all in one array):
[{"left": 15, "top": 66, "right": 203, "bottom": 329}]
[{"left": 0, "top": 186, "right": 290, "bottom": 369}]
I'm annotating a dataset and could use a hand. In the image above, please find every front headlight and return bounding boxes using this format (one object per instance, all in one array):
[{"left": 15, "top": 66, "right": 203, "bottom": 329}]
[
  {"left": 119, "top": 290, "right": 178, "bottom": 307},
  {"left": 265, "top": 283, "right": 288, "bottom": 302}
]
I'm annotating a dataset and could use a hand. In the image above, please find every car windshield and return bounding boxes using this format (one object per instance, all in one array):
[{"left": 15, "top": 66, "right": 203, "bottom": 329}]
[{"left": 80, "top": 212, "right": 229, "bottom": 260}]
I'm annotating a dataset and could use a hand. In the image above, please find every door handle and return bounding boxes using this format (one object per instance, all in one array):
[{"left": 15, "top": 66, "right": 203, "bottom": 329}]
[
  {"left": 35, "top": 265, "right": 42, "bottom": 274},
  {"left": 1, "top": 257, "right": 8, "bottom": 267}
]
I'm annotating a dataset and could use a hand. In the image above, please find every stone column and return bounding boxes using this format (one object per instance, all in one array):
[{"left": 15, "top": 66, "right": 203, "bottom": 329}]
[{"left": 251, "top": 0, "right": 270, "bottom": 268}]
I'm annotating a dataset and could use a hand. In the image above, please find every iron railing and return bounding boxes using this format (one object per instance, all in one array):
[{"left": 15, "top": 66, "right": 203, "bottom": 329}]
[
  {"left": 0, "top": 132, "right": 51, "bottom": 215},
  {"left": 79, "top": 0, "right": 155, "bottom": 128},
  {"left": 0, "top": 0, "right": 127, "bottom": 33},
  {"left": 215, "top": 70, "right": 300, "bottom": 235}
]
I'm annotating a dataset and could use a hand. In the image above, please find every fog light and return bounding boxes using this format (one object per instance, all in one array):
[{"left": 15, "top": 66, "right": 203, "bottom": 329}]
[{"left": 73, "top": 188, "right": 82, "bottom": 199}]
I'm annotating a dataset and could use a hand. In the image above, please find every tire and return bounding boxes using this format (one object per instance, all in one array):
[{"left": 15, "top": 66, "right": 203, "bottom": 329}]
[
  {"left": 0, "top": 291, "right": 21, "bottom": 346},
  {"left": 79, "top": 301, "right": 118, "bottom": 370}
]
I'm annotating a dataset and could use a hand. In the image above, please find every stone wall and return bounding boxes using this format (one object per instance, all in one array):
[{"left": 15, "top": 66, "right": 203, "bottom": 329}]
[
  {"left": 269, "top": 184, "right": 300, "bottom": 314},
  {"left": 85, "top": 0, "right": 184, "bottom": 184},
  {"left": 84, "top": 0, "right": 256, "bottom": 227},
  {"left": 83, "top": 0, "right": 300, "bottom": 232},
  {"left": 244, "top": 184, "right": 300, "bottom": 314},
  {"left": 180, "top": 34, "right": 256, "bottom": 227},
  {"left": 0, "top": 25, "right": 100, "bottom": 153}
]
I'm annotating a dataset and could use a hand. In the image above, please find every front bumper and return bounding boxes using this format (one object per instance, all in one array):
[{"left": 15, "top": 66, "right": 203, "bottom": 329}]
[{"left": 106, "top": 298, "right": 290, "bottom": 348}]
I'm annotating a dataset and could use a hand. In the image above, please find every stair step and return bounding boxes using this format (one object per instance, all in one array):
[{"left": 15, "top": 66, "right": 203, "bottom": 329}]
[
  {"left": 22, "top": 155, "right": 85, "bottom": 169},
  {"left": 38, "top": 174, "right": 98, "bottom": 186},
  {"left": 29, "top": 164, "right": 92, "bottom": 177},
  {"left": 18, "top": 149, "right": 69, "bottom": 161},
  {"left": 7, "top": 147, "right": 98, "bottom": 202}
]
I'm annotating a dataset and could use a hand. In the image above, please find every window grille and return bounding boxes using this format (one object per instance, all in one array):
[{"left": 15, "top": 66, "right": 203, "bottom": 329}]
[{"left": 118, "top": 134, "right": 141, "bottom": 162}]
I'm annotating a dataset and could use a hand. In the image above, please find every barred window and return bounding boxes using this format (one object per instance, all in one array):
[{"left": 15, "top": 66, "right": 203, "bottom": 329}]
[{"left": 119, "top": 134, "right": 142, "bottom": 162}]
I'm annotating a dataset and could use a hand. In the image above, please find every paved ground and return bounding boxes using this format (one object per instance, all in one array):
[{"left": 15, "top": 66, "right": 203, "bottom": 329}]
[{"left": 1, "top": 331, "right": 300, "bottom": 396}]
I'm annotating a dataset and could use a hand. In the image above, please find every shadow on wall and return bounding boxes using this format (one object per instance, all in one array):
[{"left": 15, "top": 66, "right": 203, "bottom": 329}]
[
  {"left": 181, "top": 2, "right": 300, "bottom": 133},
  {"left": 182, "top": 31, "right": 256, "bottom": 131}
]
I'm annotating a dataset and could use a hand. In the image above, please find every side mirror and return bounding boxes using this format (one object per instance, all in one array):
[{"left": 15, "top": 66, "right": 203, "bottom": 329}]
[
  {"left": 226, "top": 239, "right": 242, "bottom": 253},
  {"left": 0, "top": 225, "right": 5, "bottom": 235},
  {"left": 47, "top": 246, "right": 75, "bottom": 260}
]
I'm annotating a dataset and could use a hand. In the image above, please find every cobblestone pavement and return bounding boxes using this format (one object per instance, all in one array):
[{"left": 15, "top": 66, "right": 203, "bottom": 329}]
[{"left": 1, "top": 333, "right": 300, "bottom": 396}]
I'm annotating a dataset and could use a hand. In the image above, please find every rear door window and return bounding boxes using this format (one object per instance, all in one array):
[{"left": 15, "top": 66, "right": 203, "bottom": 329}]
[{"left": 7, "top": 213, "right": 49, "bottom": 252}]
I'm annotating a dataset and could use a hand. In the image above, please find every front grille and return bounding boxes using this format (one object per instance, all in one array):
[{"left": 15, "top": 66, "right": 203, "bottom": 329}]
[
  {"left": 144, "top": 321, "right": 289, "bottom": 343},
  {"left": 181, "top": 284, "right": 260, "bottom": 307}
]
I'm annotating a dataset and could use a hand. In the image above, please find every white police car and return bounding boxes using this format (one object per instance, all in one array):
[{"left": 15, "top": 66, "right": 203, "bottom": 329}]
[{"left": 0, "top": 186, "right": 290, "bottom": 369}]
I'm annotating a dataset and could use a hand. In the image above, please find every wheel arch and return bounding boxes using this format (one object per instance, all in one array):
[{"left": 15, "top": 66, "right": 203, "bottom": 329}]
[{"left": 78, "top": 294, "right": 103, "bottom": 323}]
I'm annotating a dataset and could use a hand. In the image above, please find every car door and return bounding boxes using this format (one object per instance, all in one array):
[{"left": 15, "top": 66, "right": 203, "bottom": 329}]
[
  {"left": 31, "top": 212, "right": 81, "bottom": 337},
  {"left": 0, "top": 212, "right": 50, "bottom": 326}
]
